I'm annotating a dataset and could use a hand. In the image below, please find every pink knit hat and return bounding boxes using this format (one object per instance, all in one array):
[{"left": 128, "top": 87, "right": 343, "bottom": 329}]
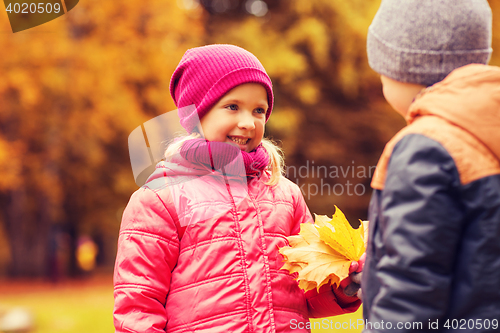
[{"left": 170, "top": 44, "right": 274, "bottom": 133}]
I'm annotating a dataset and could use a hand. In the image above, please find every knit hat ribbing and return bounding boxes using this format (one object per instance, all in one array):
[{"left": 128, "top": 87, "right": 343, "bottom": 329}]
[
  {"left": 367, "top": 0, "right": 492, "bottom": 87},
  {"left": 170, "top": 44, "right": 274, "bottom": 133}
]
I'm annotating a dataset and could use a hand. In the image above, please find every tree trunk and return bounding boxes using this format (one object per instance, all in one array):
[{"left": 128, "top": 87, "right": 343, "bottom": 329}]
[{"left": 4, "top": 187, "right": 50, "bottom": 277}]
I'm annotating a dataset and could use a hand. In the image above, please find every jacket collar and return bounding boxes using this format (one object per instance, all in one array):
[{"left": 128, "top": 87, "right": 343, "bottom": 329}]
[{"left": 407, "top": 64, "right": 500, "bottom": 161}]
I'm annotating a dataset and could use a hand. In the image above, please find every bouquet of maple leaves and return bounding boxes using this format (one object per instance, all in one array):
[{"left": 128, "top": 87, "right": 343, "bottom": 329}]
[{"left": 279, "top": 206, "right": 368, "bottom": 292}]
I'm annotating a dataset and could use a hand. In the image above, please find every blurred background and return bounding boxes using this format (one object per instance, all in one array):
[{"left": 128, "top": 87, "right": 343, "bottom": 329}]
[{"left": 0, "top": 0, "right": 499, "bottom": 332}]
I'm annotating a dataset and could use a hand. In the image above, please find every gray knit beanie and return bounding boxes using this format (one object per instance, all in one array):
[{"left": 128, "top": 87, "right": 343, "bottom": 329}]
[{"left": 367, "top": 0, "right": 492, "bottom": 86}]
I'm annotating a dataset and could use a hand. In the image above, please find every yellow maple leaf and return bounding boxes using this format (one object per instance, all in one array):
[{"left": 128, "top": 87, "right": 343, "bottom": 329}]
[
  {"left": 313, "top": 214, "right": 333, "bottom": 228},
  {"left": 279, "top": 206, "right": 367, "bottom": 291},
  {"left": 287, "top": 222, "right": 320, "bottom": 247},
  {"left": 281, "top": 261, "right": 304, "bottom": 275},
  {"left": 317, "top": 206, "right": 365, "bottom": 261},
  {"left": 298, "top": 279, "right": 319, "bottom": 292},
  {"left": 280, "top": 237, "right": 348, "bottom": 291}
]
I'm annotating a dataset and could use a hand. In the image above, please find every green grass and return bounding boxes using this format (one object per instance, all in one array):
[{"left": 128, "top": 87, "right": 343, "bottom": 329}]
[
  {"left": 0, "top": 276, "right": 363, "bottom": 333},
  {"left": 0, "top": 276, "right": 114, "bottom": 333}
]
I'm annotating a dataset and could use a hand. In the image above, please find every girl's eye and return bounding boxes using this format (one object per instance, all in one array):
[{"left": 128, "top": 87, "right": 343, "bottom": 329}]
[
  {"left": 255, "top": 108, "right": 266, "bottom": 114},
  {"left": 226, "top": 104, "right": 238, "bottom": 111}
]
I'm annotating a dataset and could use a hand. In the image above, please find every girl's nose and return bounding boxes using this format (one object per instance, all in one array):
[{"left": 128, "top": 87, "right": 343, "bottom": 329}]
[{"left": 238, "top": 111, "right": 256, "bottom": 130}]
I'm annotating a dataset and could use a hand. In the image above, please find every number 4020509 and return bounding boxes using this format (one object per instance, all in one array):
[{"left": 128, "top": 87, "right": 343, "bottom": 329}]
[
  {"left": 444, "top": 319, "right": 498, "bottom": 330},
  {"left": 5, "top": 2, "right": 62, "bottom": 14}
]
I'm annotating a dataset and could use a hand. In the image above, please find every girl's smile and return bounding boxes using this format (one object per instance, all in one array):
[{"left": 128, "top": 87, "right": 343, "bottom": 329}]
[
  {"left": 228, "top": 136, "right": 249, "bottom": 145},
  {"left": 227, "top": 135, "right": 251, "bottom": 150}
]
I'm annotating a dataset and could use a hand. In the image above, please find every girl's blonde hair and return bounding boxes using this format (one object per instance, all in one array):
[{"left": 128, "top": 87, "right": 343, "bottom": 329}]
[{"left": 164, "top": 134, "right": 284, "bottom": 186}]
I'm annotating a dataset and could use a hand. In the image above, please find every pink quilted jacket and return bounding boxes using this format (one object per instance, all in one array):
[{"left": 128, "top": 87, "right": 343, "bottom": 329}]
[{"left": 113, "top": 156, "right": 360, "bottom": 332}]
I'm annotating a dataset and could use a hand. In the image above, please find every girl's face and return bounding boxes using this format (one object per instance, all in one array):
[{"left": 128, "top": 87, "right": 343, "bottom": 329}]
[{"left": 199, "top": 83, "right": 268, "bottom": 153}]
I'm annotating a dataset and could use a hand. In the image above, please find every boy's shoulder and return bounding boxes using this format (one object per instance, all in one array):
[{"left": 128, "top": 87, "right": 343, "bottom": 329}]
[{"left": 372, "top": 115, "right": 500, "bottom": 190}]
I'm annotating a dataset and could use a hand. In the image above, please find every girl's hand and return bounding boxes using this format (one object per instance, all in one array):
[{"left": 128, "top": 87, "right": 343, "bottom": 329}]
[
  {"left": 339, "top": 253, "right": 366, "bottom": 298},
  {"left": 348, "top": 252, "right": 366, "bottom": 274}
]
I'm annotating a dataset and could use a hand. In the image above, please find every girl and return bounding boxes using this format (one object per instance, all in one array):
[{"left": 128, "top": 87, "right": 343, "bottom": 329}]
[{"left": 113, "top": 44, "right": 361, "bottom": 333}]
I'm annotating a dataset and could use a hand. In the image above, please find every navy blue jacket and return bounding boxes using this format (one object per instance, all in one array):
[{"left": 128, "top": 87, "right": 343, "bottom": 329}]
[{"left": 362, "top": 64, "right": 500, "bottom": 332}]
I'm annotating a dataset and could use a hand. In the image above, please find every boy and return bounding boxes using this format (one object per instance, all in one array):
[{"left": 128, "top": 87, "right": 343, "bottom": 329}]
[{"left": 362, "top": 0, "right": 500, "bottom": 332}]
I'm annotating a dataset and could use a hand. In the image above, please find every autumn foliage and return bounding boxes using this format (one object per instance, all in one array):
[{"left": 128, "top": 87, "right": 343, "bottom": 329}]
[
  {"left": 279, "top": 206, "right": 367, "bottom": 291},
  {"left": 0, "top": 0, "right": 498, "bottom": 277}
]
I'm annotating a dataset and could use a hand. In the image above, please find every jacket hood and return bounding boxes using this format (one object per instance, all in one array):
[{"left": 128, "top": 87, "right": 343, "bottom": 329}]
[{"left": 407, "top": 64, "right": 500, "bottom": 160}]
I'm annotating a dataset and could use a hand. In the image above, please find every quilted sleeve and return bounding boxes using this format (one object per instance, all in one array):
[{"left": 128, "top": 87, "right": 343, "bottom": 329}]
[
  {"left": 306, "top": 284, "right": 361, "bottom": 318},
  {"left": 113, "top": 187, "right": 180, "bottom": 333}
]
